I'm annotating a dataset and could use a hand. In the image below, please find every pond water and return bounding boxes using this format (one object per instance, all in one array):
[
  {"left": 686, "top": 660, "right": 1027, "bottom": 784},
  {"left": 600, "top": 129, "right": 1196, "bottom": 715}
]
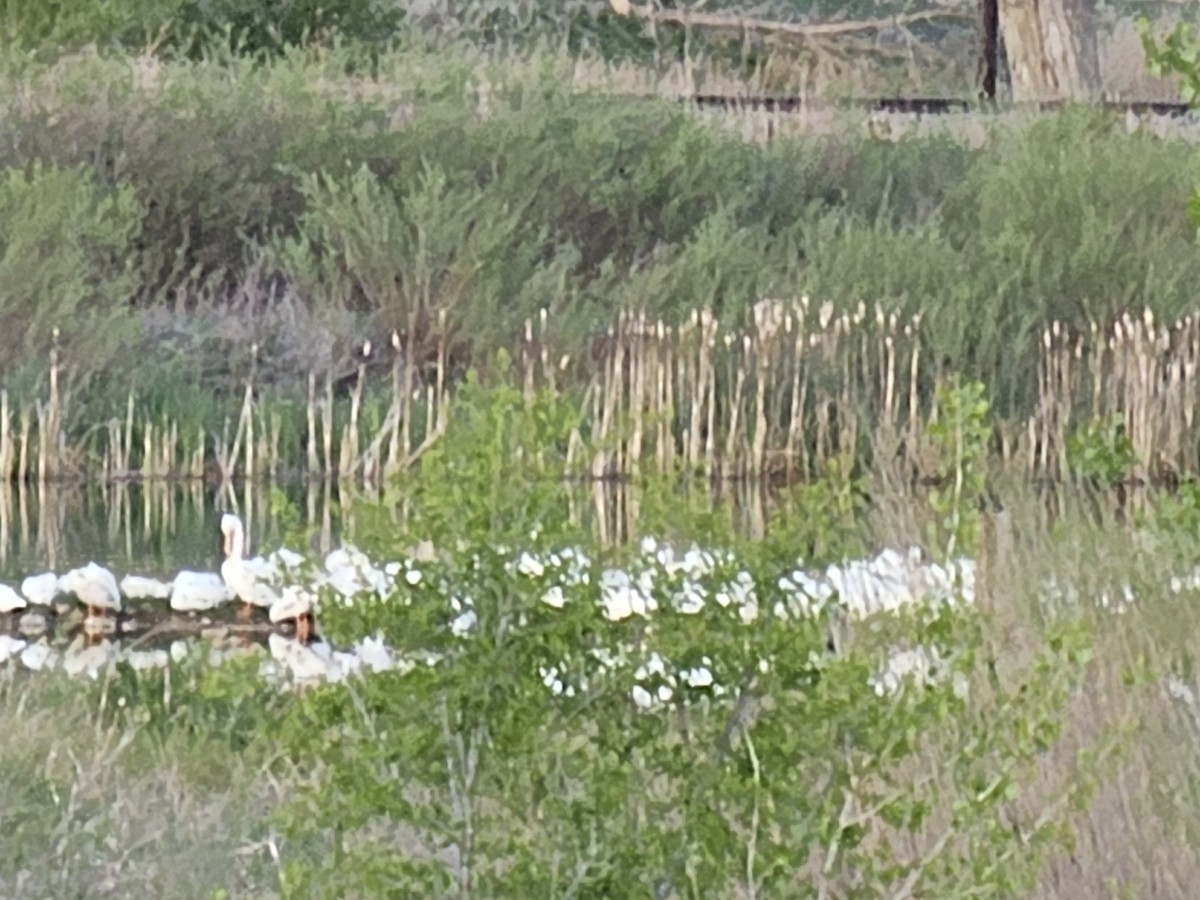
[
  {"left": 0, "top": 476, "right": 791, "bottom": 579},
  {"left": 0, "top": 478, "right": 793, "bottom": 683},
  {"left": 0, "top": 480, "right": 348, "bottom": 580}
]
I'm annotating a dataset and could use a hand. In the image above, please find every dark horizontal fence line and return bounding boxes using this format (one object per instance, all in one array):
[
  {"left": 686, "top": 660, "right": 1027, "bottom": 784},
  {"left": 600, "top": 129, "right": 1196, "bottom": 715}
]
[{"left": 653, "top": 94, "right": 1197, "bottom": 118}]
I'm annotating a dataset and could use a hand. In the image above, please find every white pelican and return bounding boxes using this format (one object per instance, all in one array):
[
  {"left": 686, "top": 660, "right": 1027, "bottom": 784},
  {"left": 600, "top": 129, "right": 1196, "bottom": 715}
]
[
  {"left": 267, "top": 631, "right": 326, "bottom": 680},
  {"left": 121, "top": 574, "right": 173, "bottom": 602},
  {"left": 0, "top": 585, "right": 26, "bottom": 614},
  {"left": 221, "top": 513, "right": 315, "bottom": 640},
  {"left": 20, "top": 572, "right": 60, "bottom": 607},
  {"left": 170, "top": 571, "right": 232, "bottom": 612},
  {"left": 220, "top": 514, "right": 279, "bottom": 617},
  {"left": 60, "top": 563, "right": 122, "bottom": 620},
  {"left": 269, "top": 584, "right": 315, "bottom": 643}
]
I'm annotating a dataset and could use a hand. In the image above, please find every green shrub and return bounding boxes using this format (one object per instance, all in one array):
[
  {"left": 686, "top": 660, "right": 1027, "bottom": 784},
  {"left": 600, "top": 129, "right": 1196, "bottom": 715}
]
[
  {"left": 1, "top": 0, "right": 405, "bottom": 59},
  {"left": 0, "top": 162, "right": 142, "bottom": 393}
]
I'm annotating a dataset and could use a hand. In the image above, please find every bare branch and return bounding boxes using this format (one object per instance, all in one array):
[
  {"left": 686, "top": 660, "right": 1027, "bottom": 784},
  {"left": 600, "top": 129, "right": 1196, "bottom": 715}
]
[{"left": 607, "top": 1, "right": 973, "bottom": 40}]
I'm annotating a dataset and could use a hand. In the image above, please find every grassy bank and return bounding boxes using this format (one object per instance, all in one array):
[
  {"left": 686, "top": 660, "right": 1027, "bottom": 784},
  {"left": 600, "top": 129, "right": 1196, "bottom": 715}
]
[{"left": 0, "top": 43, "right": 1198, "bottom": 482}]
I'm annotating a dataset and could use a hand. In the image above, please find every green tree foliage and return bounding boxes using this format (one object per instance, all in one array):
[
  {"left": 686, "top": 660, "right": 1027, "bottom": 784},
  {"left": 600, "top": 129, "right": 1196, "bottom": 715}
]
[{"left": 0, "top": 163, "right": 142, "bottom": 392}]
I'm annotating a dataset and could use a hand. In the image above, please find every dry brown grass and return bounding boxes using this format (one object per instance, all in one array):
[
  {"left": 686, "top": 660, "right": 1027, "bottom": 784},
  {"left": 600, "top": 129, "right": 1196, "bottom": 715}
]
[{"left": 0, "top": 671, "right": 288, "bottom": 898}]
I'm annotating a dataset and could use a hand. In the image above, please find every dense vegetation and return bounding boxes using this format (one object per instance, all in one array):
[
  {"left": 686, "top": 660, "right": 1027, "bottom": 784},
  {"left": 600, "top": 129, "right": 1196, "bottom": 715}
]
[
  {"left": 7, "top": 377, "right": 1191, "bottom": 897},
  {"left": 2, "top": 42, "right": 1199, "bottom": 472},
  {"left": 5, "top": 12, "right": 1200, "bottom": 896}
]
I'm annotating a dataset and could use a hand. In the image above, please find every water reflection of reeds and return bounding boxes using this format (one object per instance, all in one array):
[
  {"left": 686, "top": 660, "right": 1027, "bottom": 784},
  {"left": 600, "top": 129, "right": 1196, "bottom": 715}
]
[
  {"left": 0, "top": 467, "right": 1153, "bottom": 585},
  {"left": 0, "top": 476, "right": 793, "bottom": 577}
]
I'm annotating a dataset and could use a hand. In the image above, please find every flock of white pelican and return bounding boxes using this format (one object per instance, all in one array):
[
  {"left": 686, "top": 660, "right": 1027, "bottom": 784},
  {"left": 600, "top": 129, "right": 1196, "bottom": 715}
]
[
  {"left": 0, "top": 513, "right": 409, "bottom": 641},
  {"left": 0, "top": 513, "right": 1181, "bottom": 705},
  {"left": 0, "top": 518, "right": 990, "bottom": 698}
]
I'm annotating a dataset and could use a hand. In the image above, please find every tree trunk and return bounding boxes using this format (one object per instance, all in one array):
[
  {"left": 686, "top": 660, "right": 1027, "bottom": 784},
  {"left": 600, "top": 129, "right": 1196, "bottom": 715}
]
[{"left": 999, "top": 0, "right": 1102, "bottom": 101}]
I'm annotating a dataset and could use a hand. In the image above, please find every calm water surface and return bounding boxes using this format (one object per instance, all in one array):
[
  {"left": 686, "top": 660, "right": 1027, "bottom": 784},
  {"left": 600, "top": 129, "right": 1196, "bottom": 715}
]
[
  {"left": 0, "top": 481, "right": 351, "bottom": 582},
  {"left": 0, "top": 478, "right": 788, "bottom": 583}
]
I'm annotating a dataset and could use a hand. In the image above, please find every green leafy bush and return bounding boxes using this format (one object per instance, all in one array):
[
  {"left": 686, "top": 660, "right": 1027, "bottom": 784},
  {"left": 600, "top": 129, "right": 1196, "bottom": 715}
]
[
  {"left": 273, "top": 509, "right": 1110, "bottom": 895},
  {"left": 1, "top": 0, "right": 405, "bottom": 59},
  {"left": 0, "top": 162, "right": 142, "bottom": 392},
  {"left": 926, "top": 379, "right": 991, "bottom": 560},
  {"left": 1067, "top": 415, "right": 1138, "bottom": 487},
  {"left": 212, "top": 373, "right": 1114, "bottom": 895}
]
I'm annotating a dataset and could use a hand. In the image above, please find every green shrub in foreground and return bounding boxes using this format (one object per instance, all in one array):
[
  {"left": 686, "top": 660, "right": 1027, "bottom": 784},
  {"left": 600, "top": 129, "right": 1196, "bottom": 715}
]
[
  {"left": 269, "top": 534, "right": 1112, "bottom": 897},
  {"left": 249, "top": 378, "right": 1118, "bottom": 896}
]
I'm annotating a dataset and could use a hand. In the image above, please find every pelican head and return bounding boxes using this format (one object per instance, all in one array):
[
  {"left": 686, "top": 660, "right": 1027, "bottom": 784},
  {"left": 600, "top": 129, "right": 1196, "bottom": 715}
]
[{"left": 220, "top": 513, "right": 245, "bottom": 558}]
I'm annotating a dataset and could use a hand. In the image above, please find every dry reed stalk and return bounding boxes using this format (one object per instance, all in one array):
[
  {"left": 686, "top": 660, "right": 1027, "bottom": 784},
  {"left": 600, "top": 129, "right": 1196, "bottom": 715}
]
[
  {"left": 0, "top": 391, "right": 10, "bottom": 482},
  {"left": 192, "top": 424, "right": 205, "bottom": 480},
  {"left": 167, "top": 420, "right": 178, "bottom": 478},
  {"left": 786, "top": 305, "right": 809, "bottom": 478},
  {"left": 436, "top": 311, "right": 449, "bottom": 434},
  {"left": 123, "top": 391, "right": 135, "bottom": 477},
  {"left": 246, "top": 345, "right": 259, "bottom": 482},
  {"left": 628, "top": 312, "right": 646, "bottom": 474},
  {"left": 17, "top": 405, "right": 31, "bottom": 485},
  {"left": 1050, "top": 321, "right": 1071, "bottom": 481},
  {"left": 0, "top": 486, "right": 8, "bottom": 566},
  {"left": 617, "top": 312, "right": 632, "bottom": 476},
  {"left": 142, "top": 474, "right": 153, "bottom": 537},
  {"left": 321, "top": 374, "right": 334, "bottom": 476},
  {"left": 401, "top": 335, "right": 414, "bottom": 466},
  {"left": 319, "top": 478, "right": 333, "bottom": 556},
  {"left": 702, "top": 320, "right": 719, "bottom": 479},
  {"left": 662, "top": 322, "right": 677, "bottom": 474},
  {"left": 35, "top": 402, "right": 47, "bottom": 487},
  {"left": 842, "top": 306, "right": 866, "bottom": 465},
  {"left": 216, "top": 416, "right": 233, "bottom": 481},
  {"left": 646, "top": 322, "right": 663, "bottom": 474},
  {"left": 687, "top": 334, "right": 703, "bottom": 475},
  {"left": 684, "top": 311, "right": 702, "bottom": 471},
  {"left": 385, "top": 331, "right": 404, "bottom": 478},
  {"left": 588, "top": 368, "right": 605, "bottom": 479},
  {"left": 523, "top": 316, "right": 535, "bottom": 406},
  {"left": 1037, "top": 327, "right": 1052, "bottom": 477},
  {"left": 751, "top": 299, "right": 786, "bottom": 476},
  {"left": 593, "top": 325, "right": 619, "bottom": 479},
  {"left": 41, "top": 332, "right": 62, "bottom": 482},
  {"left": 724, "top": 335, "right": 748, "bottom": 479},
  {"left": 654, "top": 321, "right": 670, "bottom": 474},
  {"left": 881, "top": 309, "right": 896, "bottom": 429},
  {"left": 306, "top": 373, "right": 319, "bottom": 475},
  {"left": 906, "top": 314, "right": 923, "bottom": 475},
  {"left": 242, "top": 478, "right": 255, "bottom": 546},
  {"left": 539, "top": 308, "right": 554, "bottom": 395},
  {"left": 342, "top": 344, "right": 368, "bottom": 480},
  {"left": 145, "top": 422, "right": 157, "bottom": 479}
]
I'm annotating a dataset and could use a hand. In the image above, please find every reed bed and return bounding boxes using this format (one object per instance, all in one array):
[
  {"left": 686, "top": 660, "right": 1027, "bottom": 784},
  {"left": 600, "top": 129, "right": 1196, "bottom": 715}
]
[{"left": 2, "top": 301, "right": 1200, "bottom": 488}]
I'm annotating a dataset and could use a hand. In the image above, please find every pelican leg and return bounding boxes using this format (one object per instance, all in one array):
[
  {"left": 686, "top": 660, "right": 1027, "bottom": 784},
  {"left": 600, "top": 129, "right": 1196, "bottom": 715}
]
[
  {"left": 84, "top": 607, "right": 101, "bottom": 645},
  {"left": 236, "top": 602, "right": 253, "bottom": 622},
  {"left": 297, "top": 615, "right": 311, "bottom": 644}
]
